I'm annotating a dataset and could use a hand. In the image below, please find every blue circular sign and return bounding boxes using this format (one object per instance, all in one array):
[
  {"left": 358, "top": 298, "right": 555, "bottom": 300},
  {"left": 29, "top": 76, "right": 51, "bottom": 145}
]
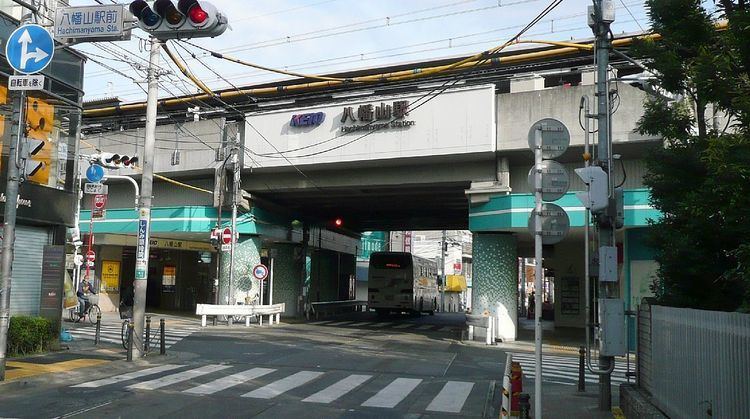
[
  {"left": 86, "top": 164, "right": 105, "bottom": 183},
  {"left": 253, "top": 264, "right": 269, "bottom": 280},
  {"left": 5, "top": 24, "right": 55, "bottom": 74}
]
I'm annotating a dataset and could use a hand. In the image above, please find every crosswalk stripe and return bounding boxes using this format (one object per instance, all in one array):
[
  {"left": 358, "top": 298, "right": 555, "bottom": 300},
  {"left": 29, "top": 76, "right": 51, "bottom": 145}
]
[
  {"left": 127, "top": 364, "right": 231, "bottom": 390},
  {"left": 310, "top": 321, "right": 334, "bottom": 325},
  {"left": 392, "top": 323, "right": 414, "bottom": 329},
  {"left": 416, "top": 325, "right": 435, "bottom": 330},
  {"left": 361, "top": 377, "right": 422, "bottom": 408},
  {"left": 348, "top": 322, "right": 372, "bottom": 327},
  {"left": 72, "top": 364, "right": 184, "bottom": 388},
  {"left": 242, "top": 371, "right": 324, "bottom": 399},
  {"left": 183, "top": 368, "right": 276, "bottom": 395},
  {"left": 426, "top": 381, "right": 474, "bottom": 413},
  {"left": 326, "top": 321, "right": 354, "bottom": 326},
  {"left": 302, "top": 374, "right": 372, "bottom": 404},
  {"left": 369, "top": 322, "right": 392, "bottom": 328}
]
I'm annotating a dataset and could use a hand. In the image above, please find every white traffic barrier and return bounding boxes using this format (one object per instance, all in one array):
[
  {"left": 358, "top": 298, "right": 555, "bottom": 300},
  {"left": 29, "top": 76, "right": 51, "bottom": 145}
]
[
  {"left": 195, "top": 303, "right": 285, "bottom": 327},
  {"left": 466, "top": 314, "right": 495, "bottom": 345}
]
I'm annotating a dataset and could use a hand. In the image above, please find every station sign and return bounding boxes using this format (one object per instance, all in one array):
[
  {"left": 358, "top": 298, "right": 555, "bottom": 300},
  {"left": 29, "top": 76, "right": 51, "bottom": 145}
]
[{"left": 54, "top": 4, "right": 130, "bottom": 42}]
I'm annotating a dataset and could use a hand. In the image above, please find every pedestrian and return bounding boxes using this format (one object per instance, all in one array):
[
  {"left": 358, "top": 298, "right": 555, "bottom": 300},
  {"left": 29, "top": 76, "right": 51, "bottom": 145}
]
[{"left": 527, "top": 291, "right": 535, "bottom": 319}]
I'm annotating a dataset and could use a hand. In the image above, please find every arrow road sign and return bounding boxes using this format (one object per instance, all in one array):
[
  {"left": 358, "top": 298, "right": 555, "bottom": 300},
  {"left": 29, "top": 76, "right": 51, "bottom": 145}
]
[
  {"left": 86, "top": 164, "right": 105, "bottom": 183},
  {"left": 5, "top": 24, "right": 55, "bottom": 74}
]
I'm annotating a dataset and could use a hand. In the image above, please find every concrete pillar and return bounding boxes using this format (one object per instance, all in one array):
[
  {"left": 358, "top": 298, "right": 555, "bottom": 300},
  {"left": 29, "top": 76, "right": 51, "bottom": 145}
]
[
  {"left": 268, "top": 244, "right": 302, "bottom": 317},
  {"left": 472, "top": 233, "right": 517, "bottom": 342},
  {"left": 220, "top": 235, "right": 261, "bottom": 305}
]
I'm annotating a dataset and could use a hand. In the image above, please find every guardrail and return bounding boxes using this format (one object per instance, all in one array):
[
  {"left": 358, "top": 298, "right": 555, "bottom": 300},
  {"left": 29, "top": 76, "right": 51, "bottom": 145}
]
[
  {"left": 196, "top": 303, "right": 285, "bottom": 327},
  {"left": 466, "top": 314, "right": 495, "bottom": 345},
  {"left": 307, "top": 300, "right": 368, "bottom": 320}
]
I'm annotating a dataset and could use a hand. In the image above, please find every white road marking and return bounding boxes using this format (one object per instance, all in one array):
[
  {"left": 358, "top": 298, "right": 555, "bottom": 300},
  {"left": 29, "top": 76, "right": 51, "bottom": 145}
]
[
  {"left": 325, "top": 321, "right": 354, "bottom": 326},
  {"left": 302, "top": 374, "right": 372, "bottom": 404},
  {"left": 242, "top": 371, "right": 324, "bottom": 399},
  {"left": 369, "top": 322, "right": 392, "bottom": 328},
  {"left": 392, "top": 323, "right": 414, "bottom": 329},
  {"left": 416, "top": 325, "right": 435, "bottom": 330},
  {"left": 72, "top": 364, "right": 185, "bottom": 388},
  {"left": 348, "top": 322, "right": 372, "bottom": 327},
  {"left": 127, "top": 364, "right": 231, "bottom": 390},
  {"left": 183, "top": 367, "right": 276, "bottom": 395},
  {"left": 361, "top": 378, "right": 422, "bottom": 408},
  {"left": 426, "top": 381, "right": 475, "bottom": 413}
]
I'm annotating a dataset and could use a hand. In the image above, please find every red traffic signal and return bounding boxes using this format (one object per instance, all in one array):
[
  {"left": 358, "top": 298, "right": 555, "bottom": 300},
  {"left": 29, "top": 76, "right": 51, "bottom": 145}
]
[
  {"left": 130, "top": 0, "right": 228, "bottom": 40},
  {"left": 334, "top": 218, "right": 343, "bottom": 227}
]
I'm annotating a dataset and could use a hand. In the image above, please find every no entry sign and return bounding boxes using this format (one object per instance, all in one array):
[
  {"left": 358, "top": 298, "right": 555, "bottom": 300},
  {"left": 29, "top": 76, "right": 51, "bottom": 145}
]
[{"left": 222, "top": 227, "right": 232, "bottom": 245}]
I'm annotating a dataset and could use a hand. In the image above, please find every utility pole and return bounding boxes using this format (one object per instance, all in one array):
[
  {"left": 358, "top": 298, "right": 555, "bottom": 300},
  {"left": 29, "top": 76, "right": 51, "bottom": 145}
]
[
  {"left": 228, "top": 140, "right": 240, "bottom": 305},
  {"left": 440, "top": 230, "right": 446, "bottom": 312},
  {"left": 0, "top": 90, "right": 27, "bottom": 381},
  {"left": 591, "top": 0, "right": 615, "bottom": 410},
  {"left": 533, "top": 127, "right": 544, "bottom": 417},
  {"left": 132, "top": 36, "right": 161, "bottom": 358}
]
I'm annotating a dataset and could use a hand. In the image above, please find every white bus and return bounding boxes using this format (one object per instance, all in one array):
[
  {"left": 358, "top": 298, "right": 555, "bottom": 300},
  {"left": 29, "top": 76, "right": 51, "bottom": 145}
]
[{"left": 368, "top": 251, "right": 439, "bottom": 315}]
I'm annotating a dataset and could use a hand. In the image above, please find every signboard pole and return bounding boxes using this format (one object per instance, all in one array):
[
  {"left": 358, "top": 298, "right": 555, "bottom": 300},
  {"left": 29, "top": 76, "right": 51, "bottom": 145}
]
[
  {"left": 228, "top": 146, "right": 239, "bottom": 305},
  {"left": 85, "top": 194, "right": 95, "bottom": 279},
  {"left": 533, "top": 127, "right": 544, "bottom": 417},
  {"left": 0, "top": 88, "right": 27, "bottom": 381},
  {"left": 132, "top": 37, "right": 161, "bottom": 358}
]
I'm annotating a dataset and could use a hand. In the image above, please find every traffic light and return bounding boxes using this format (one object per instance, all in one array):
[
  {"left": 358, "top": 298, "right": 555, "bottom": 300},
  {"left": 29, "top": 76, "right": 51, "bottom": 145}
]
[
  {"left": 130, "top": 0, "right": 228, "bottom": 40},
  {"left": 91, "top": 152, "right": 139, "bottom": 170},
  {"left": 334, "top": 218, "right": 343, "bottom": 228},
  {"left": 575, "top": 166, "right": 609, "bottom": 213},
  {"left": 24, "top": 96, "right": 54, "bottom": 184}
]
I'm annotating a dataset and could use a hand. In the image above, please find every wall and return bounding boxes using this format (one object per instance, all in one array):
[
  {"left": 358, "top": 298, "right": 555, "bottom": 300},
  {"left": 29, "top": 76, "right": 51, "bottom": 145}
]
[
  {"left": 245, "top": 85, "right": 496, "bottom": 168},
  {"left": 549, "top": 239, "right": 587, "bottom": 328},
  {"left": 472, "top": 233, "right": 517, "bottom": 341},
  {"left": 268, "top": 244, "right": 302, "bottom": 316},
  {"left": 497, "top": 82, "right": 656, "bottom": 151}
]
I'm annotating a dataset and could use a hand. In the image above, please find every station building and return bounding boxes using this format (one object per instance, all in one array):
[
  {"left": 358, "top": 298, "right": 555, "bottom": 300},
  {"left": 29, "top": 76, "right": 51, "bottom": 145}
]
[{"left": 80, "top": 31, "right": 660, "bottom": 343}]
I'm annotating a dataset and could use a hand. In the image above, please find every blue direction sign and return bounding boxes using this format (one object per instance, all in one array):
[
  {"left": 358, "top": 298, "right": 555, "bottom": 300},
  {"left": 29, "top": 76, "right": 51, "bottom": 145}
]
[
  {"left": 5, "top": 24, "right": 55, "bottom": 74},
  {"left": 85, "top": 164, "right": 105, "bottom": 183}
]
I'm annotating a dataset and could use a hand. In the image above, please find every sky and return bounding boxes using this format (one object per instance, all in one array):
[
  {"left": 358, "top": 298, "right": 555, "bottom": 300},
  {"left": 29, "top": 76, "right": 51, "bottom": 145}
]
[{"left": 69, "top": 0, "right": 652, "bottom": 103}]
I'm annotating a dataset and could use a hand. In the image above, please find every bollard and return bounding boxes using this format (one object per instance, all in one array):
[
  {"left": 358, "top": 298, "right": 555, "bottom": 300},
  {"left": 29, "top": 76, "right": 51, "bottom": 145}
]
[
  {"left": 159, "top": 318, "right": 166, "bottom": 355},
  {"left": 519, "top": 393, "right": 531, "bottom": 419},
  {"left": 578, "top": 346, "right": 586, "bottom": 392},
  {"left": 126, "top": 322, "right": 134, "bottom": 362},
  {"left": 94, "top": 313, "right": 101, "bottom": 345},
  {"left": 145, "top": 316, "right": 153, "bottom": 352}
]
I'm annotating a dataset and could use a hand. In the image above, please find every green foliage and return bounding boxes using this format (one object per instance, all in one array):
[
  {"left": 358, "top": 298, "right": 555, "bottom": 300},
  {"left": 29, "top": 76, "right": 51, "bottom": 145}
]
[
  {"left": 636, "top": 0, "right": 750, "bottom": 311},
  {"left": 7, "top": 316, "right": 56, "bottom": 356}
]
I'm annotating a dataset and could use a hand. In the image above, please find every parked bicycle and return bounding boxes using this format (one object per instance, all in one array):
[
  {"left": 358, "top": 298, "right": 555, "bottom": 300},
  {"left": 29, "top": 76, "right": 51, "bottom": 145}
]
[
  {"left": 68, "top": 294, "right": 101, "bottom": 324},
  {"left": 120, "top": 309, "right": 161, "bottom": 352}
]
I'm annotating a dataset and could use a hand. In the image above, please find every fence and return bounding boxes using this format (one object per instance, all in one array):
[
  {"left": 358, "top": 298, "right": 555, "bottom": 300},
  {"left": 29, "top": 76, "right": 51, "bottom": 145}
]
[{"left": 638, "top": 300, "right": 750, "bottom": 418}]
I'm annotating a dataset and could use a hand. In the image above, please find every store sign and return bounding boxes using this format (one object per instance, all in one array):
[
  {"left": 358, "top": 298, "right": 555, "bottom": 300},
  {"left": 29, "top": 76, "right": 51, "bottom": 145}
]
[
  {"left": 101, "top": 260, "right": 120, "bottom": 292},
  {"left": 162, "top": 266, "right": 176, "bottom": 293},
  {"left": 340, "top": 100, "right": 415, "bottom": 133},
  {"left": 291, "top": 112, "right": 325, "bottom": 127}
]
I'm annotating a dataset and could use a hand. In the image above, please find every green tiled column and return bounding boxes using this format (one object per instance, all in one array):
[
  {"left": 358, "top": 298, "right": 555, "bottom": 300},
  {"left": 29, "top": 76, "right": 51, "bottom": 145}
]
[
  {"left": 220, "top": 235, "right": 261, "bottom": 304},
  {"left": 269, "top": 244, "right": 302, "bottom": 317},
  {"left": 472, "top": 233, "right": 518, "bottom": 341}
]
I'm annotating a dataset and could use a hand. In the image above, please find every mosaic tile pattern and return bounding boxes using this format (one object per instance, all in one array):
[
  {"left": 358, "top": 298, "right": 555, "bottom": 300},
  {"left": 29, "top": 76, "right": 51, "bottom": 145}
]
[
  {"left": 220, "top": 236, "right": 261, "bottom": 304},
  {"left": 268, "top": 244, "right": 301, "bottom": 316},
  {"left": 472, "top": 233, "right": 518, "bottom": 340}
]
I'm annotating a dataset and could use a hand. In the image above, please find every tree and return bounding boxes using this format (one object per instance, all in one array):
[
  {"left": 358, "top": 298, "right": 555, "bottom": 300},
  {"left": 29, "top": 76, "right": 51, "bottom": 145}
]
[{"left": 634, "top": 0, "right": 750, "bottom": 311}]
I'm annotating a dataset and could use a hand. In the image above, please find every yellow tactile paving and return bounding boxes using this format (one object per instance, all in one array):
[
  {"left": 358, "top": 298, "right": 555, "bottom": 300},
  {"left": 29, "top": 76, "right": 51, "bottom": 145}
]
[{"left": 5, "top": 358, "right": 110, "bottom": 380}]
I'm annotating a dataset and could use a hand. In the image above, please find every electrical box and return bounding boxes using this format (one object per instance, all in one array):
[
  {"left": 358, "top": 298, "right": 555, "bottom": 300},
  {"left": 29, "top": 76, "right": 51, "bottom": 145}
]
[
  {"left": 598, "top": 298, "right": 626, "bottom": 356},
  {"left": 599, "top": 246, "right": 617, "bottom": 282},
  {"left": 587, "top": 1, "right": 615, "bottom": 27},
  {"left": 575, "top": 166, "right": 609, "bottom": 213}
]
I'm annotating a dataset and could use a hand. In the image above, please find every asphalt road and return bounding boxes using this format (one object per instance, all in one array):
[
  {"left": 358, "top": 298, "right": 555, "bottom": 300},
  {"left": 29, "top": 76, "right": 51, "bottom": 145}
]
[{"left": 0, "top": 312, "right": 508, "bottom": 419}]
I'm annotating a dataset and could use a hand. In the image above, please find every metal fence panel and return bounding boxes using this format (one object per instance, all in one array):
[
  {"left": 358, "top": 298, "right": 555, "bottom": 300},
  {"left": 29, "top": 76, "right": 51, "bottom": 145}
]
[{"left": 650, "top": 305, "right": 750, "bottom": 419}]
